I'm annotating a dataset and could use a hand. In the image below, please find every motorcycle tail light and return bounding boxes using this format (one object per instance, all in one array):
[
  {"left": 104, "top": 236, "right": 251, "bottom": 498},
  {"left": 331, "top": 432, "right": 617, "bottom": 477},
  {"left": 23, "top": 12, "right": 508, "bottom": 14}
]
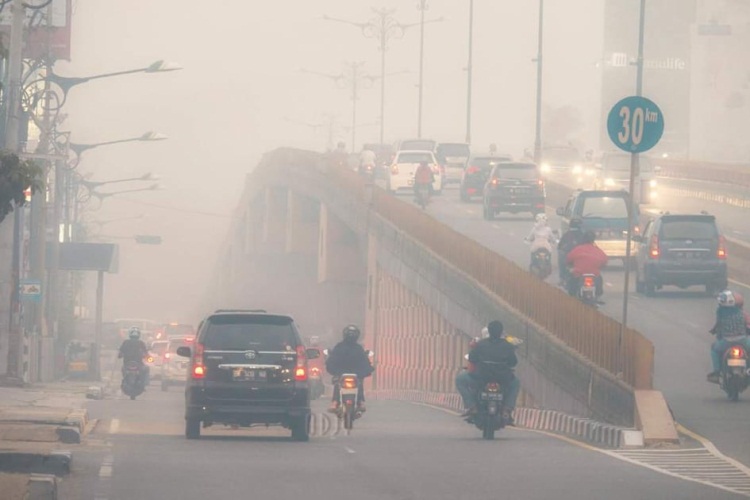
[
  {"left": 486, "top": 382, "right": 501, "bottom": 392},
  {"left": 729, "top": 346, "right": 745, "bottom": 359},
  {"left": 583, "top": 276, "right": 595, "bottom": 288},
  {"left": 342, "top": 376, "right": 358, "bottom": 389}
]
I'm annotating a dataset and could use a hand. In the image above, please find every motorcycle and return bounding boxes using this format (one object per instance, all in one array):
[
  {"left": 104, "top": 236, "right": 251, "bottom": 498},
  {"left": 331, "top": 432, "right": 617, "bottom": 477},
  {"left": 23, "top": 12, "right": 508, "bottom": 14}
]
[
  {"left": 529, "top": 248, "right": 552, "bottom": 280},
  {"left": 333, "top": 373, "right": 362, "bottom": 433},
  {"left": 359, "top": 163, "right": 376, "bottom": 180},
  {"left": 569, "top": 273, "right": 599, "bottom": 307},
  {"left": 414, "top": 184, "right": 430, "bottom": 210},
  {"left": 718, "top": 343, "right": 749, "bottom": 401},
  {"left": 470, "top": 379, "right": 508, "bottom": 440},
  {"left": 121, "top": 361, "right": 147, "bottom": 400}
]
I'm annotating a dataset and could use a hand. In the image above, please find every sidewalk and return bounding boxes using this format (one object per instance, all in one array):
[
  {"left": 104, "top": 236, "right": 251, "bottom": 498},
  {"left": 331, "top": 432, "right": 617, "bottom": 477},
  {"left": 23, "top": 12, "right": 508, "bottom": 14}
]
[{"left": 0, "top": 380, "right": 92, "bottom": 500}]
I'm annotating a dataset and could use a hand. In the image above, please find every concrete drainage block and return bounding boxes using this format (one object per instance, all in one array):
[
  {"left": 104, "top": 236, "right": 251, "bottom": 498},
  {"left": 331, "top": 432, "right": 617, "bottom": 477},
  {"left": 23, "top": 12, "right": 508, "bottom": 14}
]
[{"left": 28, "top": 473, "right": 57, "bottom": 500}]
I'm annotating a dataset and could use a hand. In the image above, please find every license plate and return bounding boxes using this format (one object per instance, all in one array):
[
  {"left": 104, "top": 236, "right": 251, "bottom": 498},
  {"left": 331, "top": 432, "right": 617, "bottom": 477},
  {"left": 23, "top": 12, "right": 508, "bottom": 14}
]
[
  {"left": 232, "top": 368, "right": 266, "bottom": 381},
  {"left": 727, "top": 359, "right": 747, "bottom": 367},
  {"left": 480, "top": 392, "right": 503, "bottom": 401},
  {"left": 179, "top": 361, "right": 188, "bottom": 369}
]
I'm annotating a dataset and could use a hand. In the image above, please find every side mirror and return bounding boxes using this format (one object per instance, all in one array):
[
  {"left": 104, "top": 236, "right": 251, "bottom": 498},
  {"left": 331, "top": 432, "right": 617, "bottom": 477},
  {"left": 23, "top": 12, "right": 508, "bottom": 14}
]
[
  {"left": 306, "top": 348, "right": 321, "bottom": 359},
  {"left": 556, "top": 207, "right": 565, "bottom": 216},
  {"left": 176, "top": 346, "right": 191, "bottom": 358}
]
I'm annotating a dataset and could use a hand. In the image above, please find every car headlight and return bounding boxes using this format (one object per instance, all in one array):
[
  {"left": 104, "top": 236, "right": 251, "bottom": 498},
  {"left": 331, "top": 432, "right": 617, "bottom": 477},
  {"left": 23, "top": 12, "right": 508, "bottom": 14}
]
[
  {"left": 604, "top": 178, "right": 616, "bottom": 187},
  {"left": 572, "top": 165, "right": 582, "bottom": 175},
  {"left": 541, "top": 163, "right": 551, "bottom": 173},
  {"left": 584, "top": 168, "right": 595, "bottom": 176},
  {"left": 649, "top": 179, "right": 657, "bottom": 188}
]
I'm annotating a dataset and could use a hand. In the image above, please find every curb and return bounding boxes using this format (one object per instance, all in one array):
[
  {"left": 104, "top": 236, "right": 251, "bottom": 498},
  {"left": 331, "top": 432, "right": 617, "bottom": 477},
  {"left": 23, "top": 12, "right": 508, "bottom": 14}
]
[
  {"left": 28, "top": 473, "right": 57, "bottom": 500},
  {"left": 0, "top": 450, "right": 72, "bottom": 476},
  {"left": 371, "top": 389, "right": 641, "bottom": 449}
]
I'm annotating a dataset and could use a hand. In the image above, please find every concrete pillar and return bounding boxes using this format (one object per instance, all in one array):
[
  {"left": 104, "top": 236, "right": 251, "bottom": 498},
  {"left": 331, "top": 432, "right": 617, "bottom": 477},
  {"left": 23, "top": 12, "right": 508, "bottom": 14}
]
[
  {"left": 261, "top": 187, "right": 287, "bottom": 250},
  {"left": 317, "top": 203, "right": 364, "bottom": 284},
  {"left": 285, "top": 192, "right": 318, "bottom": 255}
]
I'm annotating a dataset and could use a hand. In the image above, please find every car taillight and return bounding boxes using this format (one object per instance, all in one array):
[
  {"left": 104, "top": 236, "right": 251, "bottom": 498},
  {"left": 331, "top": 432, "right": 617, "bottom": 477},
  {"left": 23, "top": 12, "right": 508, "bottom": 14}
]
[
  {"left": 717, "top": 235, "right": 727, "bottom": 260},
  {"left": 342, "top": 376, "right": 358, "bottom": 389},
  {"left": 294, "top": 346, "right": 307, "bottom": 381},
  {"left": 466, "top": 166, "right": 480, "bottom": 175},
  {"left": 485, "top": 382, "right": 501, "bottom": 392},
  {"left": 729, "top": 346, "right": 745, "bottom": 358},
  {"left": 432, "top": 165, "right": 440, "bottom": 174},
  {"left": 583, "top": 276, "right": 595, "bottom": 288},
  {"left": 164, "top": 353, "right": 171, "bottom": 360},
  {"left": 490, "top": 178, "right": 499, "bottom": 187},
  {"left": 390, "top": 165, "right": 399, "bottom": 175},
  {"left": 192, "top": 343, "right": 205, "bottom": 379},
  {"left": 311, "top": 367, "right": 320, "bottom": 375},
  {"left": 649, "top": 235, "right": 660, "bottom": 259},
  {"left": 537, "top": 179, "right": 544, "bottom": 187}
]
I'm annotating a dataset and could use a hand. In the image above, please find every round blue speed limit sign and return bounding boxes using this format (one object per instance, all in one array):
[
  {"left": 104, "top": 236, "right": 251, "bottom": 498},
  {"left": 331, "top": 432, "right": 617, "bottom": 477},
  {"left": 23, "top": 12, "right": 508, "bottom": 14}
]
[{"left": 607, "top": 96, "right": 664, "bottom": 153}]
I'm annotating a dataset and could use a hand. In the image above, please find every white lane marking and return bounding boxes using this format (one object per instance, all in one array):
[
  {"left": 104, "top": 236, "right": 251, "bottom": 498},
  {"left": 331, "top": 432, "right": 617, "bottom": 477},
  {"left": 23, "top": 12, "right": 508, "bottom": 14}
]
[
  {"left": 109, "top": 419, "right": 120, "bottom": 435},
  {"left": 606, "top": 282, "right": 614, "bottom": 287},
  {"left": 98, "top": 454, "right": 114, "bottom": 479},
  {"left": 345, "top": 446, "right": 356, "bottom": 454}
]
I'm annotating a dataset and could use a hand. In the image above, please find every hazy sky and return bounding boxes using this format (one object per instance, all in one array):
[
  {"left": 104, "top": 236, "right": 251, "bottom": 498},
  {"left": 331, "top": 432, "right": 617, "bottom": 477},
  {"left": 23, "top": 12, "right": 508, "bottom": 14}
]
[{"left": 58, "top": 0, "right": 604, "bottom": 323}]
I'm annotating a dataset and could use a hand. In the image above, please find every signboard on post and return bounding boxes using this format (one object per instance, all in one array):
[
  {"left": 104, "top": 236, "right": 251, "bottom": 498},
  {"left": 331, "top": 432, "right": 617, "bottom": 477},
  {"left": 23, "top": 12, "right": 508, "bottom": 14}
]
[
  {"left": 20, "top": 279, "right": 42, "bottom": 303},
  {"left": 607, "top": 96, "right": 665, "bottom": 153}
]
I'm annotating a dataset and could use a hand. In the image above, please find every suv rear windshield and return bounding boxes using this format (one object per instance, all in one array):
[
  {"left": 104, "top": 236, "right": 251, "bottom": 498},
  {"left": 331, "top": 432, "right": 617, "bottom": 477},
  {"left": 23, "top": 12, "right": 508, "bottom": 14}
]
[
  {"left": 397, "top": 152, "right": 433, "bottom": 164},
  {"left": 493, "top": 163, "right": 539, "bottom": 180},
  {"left": 660, "top": 218, "right": 717, "bottom": 240},
  {"left": 437, "top": 143, "right": 470, "bottom": 160},
  {"left": 202, "top": 315, "right": 297, "bottom": 351},
  {"left": 580, "top": 195, "right": 629, "bottom": 218},
  {"left": 400, "top": 140, "right": 435, "bottom": 151}
]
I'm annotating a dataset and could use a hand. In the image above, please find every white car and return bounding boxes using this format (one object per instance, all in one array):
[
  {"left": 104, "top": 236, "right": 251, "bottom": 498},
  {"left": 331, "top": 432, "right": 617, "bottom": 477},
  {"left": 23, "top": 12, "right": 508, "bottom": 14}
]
[
  {"left": 387, "top": 150, "right": 443, "bottom": 194},
  {"left": 160, "top": 338, "right": 192, "bottom": 391}
]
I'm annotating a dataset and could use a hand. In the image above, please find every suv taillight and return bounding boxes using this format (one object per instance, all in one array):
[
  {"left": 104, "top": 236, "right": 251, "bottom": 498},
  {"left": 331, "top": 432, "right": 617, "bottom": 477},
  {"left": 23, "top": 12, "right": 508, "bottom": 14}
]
[
  {"left": 466, "top": 165, "right": 479, "bottom": 175},
  {"left": 717, "top": 235, "right": 727, "bottom": 260},
  {"left": 192, "top": 342, "right": 205, "bottom": 379},
  {"left": 649, "top": 235, "right": 660, "bottom": 259},
  {"left": 294, "top": 345, "right": 307, "bottom": 381}
]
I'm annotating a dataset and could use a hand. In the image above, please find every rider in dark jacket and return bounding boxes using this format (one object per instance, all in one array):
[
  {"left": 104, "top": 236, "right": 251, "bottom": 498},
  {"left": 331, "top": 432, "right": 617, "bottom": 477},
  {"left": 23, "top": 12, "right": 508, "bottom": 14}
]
[
  {"left": 326, "top": 325, "right": 374, "bottom": 412},
  {"left": 118, "top": 327, "right": 150, "bottom": 385},
  {"left": 557, "top": 217, "right": 584, "bottom": 285}
]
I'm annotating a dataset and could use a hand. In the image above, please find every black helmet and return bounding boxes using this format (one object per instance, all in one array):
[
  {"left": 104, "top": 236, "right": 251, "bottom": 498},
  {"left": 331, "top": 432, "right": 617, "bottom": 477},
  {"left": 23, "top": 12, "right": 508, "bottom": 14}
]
[
  {"left": 487, "top": 320, "right": 504, "bottom": 339},
  {"left": 582, "top": 230, "right": 596, "bottom": 244},
  {"left": 570, "top": 217, "right": 583, "bottom": 229},
  {"left": 342, "top": 324, "right": 360, "bottom": 341}
]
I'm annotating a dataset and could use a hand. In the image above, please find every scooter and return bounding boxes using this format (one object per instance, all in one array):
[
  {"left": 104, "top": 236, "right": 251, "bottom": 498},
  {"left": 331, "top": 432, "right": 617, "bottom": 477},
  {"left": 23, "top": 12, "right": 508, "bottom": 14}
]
[
  {"left": 529, "top": 248, "right": 552, "bottom": 280},
  {"left": 121, "top": 361, "right": 147, "bottom": 400},
  {"left": 718, "top": 343, "right": 749, "bottom": 401},
  {"left": 333, "top": 374, "right": 361, "bottom": 433},
  {"left": 471, "top": 379, "right": 508, "bottom": 440},
  {"left": 568, "top": 273, "right": 599, "bottom": 307}
]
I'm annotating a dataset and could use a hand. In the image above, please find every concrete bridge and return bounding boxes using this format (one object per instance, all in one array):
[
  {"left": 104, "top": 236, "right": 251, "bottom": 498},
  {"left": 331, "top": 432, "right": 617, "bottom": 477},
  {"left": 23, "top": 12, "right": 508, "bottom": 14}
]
[{"left": 210, "top": 148, "right": 664, "bottom": 439}]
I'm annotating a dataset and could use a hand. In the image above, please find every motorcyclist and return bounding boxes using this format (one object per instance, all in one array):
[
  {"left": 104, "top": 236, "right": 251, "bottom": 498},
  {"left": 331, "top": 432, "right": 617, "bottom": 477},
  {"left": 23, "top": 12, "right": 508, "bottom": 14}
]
[
  {"left": 707, "top": 290, "right": 750, "bottom": 383},
  {"left": 525, "top": 213, "right": 557, "bottom": 269},
  {"left": 414, "top": 160, "right": 435, "bottom": 202},
  {"left": 455, "top": 320, "right": 520, "bottom": 425},
  {"left": 565, "top": 230, "right": 608, "bottom": 298},
  {"left": 118, "top": 327, "right": 150, "bottom": 387},
  {"left": 557, "top": 217, "right": 585, "bottom": 285},
  {"left": 359, "top": 148, "right": 377, "bottom": 176},
  {"left": 326, "top": 325, "right": 374, "bottom": 413}
]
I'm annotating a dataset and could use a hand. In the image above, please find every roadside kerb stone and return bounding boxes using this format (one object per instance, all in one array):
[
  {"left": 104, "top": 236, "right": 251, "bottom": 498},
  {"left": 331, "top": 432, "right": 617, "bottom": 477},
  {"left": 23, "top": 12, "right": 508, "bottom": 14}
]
[{"left": 27, "top": 473, "right": 58, "bottom": 500}]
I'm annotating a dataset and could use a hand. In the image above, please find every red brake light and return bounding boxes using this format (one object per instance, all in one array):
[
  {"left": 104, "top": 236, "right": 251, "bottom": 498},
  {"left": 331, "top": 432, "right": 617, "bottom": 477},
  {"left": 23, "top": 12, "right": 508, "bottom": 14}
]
[
  {"left": 583, "top": 276, "right": 595, "bottom": 287},
  {"left": 717, "top": 236, "right": 727, "bottom": 260},
  {"left": 391, "top": 165, "right": 399, "bottom": 175},
  {"left": 649, "top": 235, "right": 660, "bottom": 259},
  {"left": 486, "top": 382, "right": 501, "bottom": 392},
  {"left": 490, "top": 178, "right": 499, "bottom": 186},
  {"left": 295, "top": 346, "right": 307, "bottom": 381},
  {"left": 729, "top": 346, "right": 745, "bottom": 358},
  {"left": 164, "top": 353, "right": 171, "bottom": 359},
  {"left": 466, "top": 165, "right": 480, "bottom": 175},
  {"left": 311, "top": 367, "right": 320, "bottom": 375},
  {"left": 342, "top": 376, "right": 358, "bottom": 389},
  {"left": 191, "top": 343, "right": 205, "bottom": 379}
]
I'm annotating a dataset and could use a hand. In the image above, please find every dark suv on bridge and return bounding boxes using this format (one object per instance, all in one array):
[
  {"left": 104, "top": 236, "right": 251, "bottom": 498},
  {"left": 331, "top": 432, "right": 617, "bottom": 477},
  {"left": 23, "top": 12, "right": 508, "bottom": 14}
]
[
  {"left": 482, "top": 161, "right": 545, "bottom": 219},
  {"left": 634, "top": 213, "right": 727, "bottom": 296},
  {"left": 177, "top": 310, "right": 320, "bottom": 441}
]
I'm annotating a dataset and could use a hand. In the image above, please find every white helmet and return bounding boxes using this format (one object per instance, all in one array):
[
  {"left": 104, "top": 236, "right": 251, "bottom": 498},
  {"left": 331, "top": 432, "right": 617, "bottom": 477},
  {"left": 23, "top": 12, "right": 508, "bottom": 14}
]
[
  {"left": 535, "top": 213, "right": 548, "bottom": 224},
  {"left": 717, "top": 290, "right": 736, "bottom": 307},
  {"left": 480, "top": 326, "right": 489, "bottom": 339}
]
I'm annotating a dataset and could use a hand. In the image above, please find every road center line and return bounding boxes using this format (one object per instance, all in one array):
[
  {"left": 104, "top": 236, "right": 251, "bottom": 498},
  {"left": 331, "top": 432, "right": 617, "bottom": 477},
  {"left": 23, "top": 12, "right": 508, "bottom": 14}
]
[
  {"left": 109, "top": 419, "right": 120, "bottom": 435},
  {"left": 345, "top": 446, "right": 356, "bottom": 454}
]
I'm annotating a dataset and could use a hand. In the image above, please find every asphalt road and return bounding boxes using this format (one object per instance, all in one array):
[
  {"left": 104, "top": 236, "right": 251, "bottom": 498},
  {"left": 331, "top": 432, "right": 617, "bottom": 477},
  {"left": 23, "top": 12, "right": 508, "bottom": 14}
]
[
  {"left": 65, "top": 382, "right": 744, "bottom": 500},
  {"left": 420, "top": 181, "right": 750, "bottom": 469}
]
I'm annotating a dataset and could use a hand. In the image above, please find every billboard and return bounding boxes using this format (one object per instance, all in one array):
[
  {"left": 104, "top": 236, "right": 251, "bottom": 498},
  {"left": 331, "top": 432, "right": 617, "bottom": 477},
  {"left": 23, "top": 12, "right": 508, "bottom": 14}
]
[{"left": 0, "top": 0, "right": 71, "bottom": 61}]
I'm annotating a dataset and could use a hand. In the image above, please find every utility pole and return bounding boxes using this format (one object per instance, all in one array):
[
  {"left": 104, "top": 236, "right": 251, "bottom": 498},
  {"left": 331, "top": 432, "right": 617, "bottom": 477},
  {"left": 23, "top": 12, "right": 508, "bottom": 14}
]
[
  {"left": 466, "top": 0, "right": 474, "bottom": 144},
  {"left": 415, "top": 1, "right": 442, "bottom": 139},
  {"left": 533, "top": 0, "right": 544, "bottom": 164},
  {"left": 4, "top": 0, "right": 26, "bottom": 380}
]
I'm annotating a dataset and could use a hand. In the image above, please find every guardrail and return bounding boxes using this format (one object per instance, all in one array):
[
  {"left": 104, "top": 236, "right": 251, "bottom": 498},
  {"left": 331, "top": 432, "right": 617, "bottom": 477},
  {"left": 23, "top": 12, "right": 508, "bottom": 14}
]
[{"left": 656, "top": 159, "right": 750, "bottom": 188}]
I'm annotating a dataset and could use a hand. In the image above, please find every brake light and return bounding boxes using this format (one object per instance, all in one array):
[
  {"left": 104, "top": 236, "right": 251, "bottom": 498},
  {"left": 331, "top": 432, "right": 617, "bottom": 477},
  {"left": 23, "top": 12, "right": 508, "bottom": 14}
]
[
  {"left": 311, "top": 367, "right": 320, "bottom": 375},
  {"left": 191, "top": 342, "right": 205, "bottom": 379},
  {"left": 164, "top": 353, "right": 171, "bottom": 360},
  {"left": 649, "top": 235, "right": 660, "bottom": 259},
  {"left": 634, "top": 225, "right": 641, "bottom": 235},
  {"left": 583, "top": 276, "right": 595, "bottom": 288},
  {"left": 342, "top": 376, "right": 358, "bottom": 389},
  {"left": 717, "top": 235, "right": 727, "bottom": 260},
  {"left": 490, "top": 178, "right": 499, "bottom": 187},
  {"left": 486, "top": 382, "right": 501, "bottom": 392},
  {"left": 294, "top": 346, "right": 307, "bottom": 381},
  {"left": 391, "top": 165, "right": 399, "bottom": 175},
  {"left": 432, "top": 165, "right": 440, "bottom": 174},
  {"left": 729, "top": 346, "right": 745, "bottom": 358},
  {"left": 466, "top": 165, "right": 480, "bottom": 175}
]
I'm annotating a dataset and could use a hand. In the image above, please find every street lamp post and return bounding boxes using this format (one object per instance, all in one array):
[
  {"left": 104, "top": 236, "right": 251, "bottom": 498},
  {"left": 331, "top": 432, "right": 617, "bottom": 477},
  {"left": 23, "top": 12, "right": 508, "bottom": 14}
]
[
  {"left": 466, "top": 0, "right": 474, "bottom": 144},
  {"left": 324, "top": 8, "right": 415, "bottom": 145},
  {"left": 533, "top": 0, "right": 545, "bottom": 164},
  {"left": 66, "top": 131, "right": 168, "bottom": 166},
  {"left": 415, "top": 1, "right": 443, "bottom": 138}
]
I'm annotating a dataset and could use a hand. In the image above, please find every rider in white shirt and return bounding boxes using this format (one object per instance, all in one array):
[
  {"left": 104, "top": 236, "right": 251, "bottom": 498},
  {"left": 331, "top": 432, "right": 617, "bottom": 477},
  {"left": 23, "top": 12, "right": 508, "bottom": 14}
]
[
  {"left": 359, "top": 149, "right": 376, "bottom": 173},
  {"left": 525, "top": 213, "right": 557, "bottom": 252}
]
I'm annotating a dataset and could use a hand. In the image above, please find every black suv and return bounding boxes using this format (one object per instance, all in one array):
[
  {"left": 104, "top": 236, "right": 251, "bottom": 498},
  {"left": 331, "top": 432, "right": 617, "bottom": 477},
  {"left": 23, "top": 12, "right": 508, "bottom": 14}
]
[
  {"left": 177, "top": 310, "right": 320, "bottom": 441},
  {"left": 634, "top": 213, "right": 728, "bottom": 296},
  {"left": 482, "top": 161, "right": 545, "bottom": 219}
]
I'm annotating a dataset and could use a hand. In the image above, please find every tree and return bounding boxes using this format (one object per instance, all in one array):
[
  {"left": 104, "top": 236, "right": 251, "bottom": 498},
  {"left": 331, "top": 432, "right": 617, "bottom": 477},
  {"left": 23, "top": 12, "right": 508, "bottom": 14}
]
[{"left": 0, "top": 150, "right": 44, "bottom": 225}]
